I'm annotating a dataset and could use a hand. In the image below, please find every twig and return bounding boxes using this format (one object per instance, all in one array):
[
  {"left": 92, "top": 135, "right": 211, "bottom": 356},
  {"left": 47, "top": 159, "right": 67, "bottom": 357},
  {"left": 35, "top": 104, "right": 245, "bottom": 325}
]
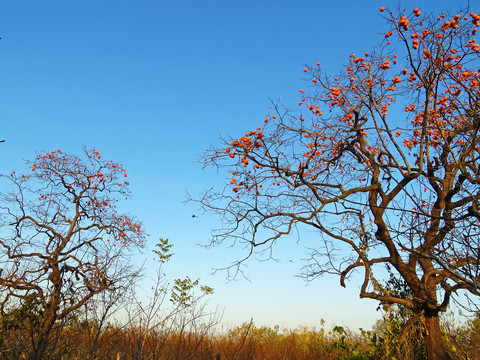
[{"left": 232, "top": 318, "right": 253, "bottom": 360}]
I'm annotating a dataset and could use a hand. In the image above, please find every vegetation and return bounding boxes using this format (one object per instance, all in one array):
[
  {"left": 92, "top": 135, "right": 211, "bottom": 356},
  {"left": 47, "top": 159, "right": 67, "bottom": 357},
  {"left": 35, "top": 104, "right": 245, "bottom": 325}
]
[
  {"left": 0, "top": 151, "right": 215, "bottom": 359},
  {"left": 197, "top": 5, "right": 480, "bottom": 360},
  {"left": 0, "top": 149, "right": 147, "bottom": 359},
  {"left": 2, "top": 4, "right": 480, "bottom": 359},
  {"left": 0, "top": 310, "right": 479, "bottom": 359}
]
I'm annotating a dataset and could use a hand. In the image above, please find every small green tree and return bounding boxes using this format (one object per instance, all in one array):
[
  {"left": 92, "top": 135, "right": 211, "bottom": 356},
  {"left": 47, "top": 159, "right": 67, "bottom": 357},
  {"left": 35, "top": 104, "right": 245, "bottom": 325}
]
[{"left": 128, "top": 238, "right": 216, "bottom": 360}]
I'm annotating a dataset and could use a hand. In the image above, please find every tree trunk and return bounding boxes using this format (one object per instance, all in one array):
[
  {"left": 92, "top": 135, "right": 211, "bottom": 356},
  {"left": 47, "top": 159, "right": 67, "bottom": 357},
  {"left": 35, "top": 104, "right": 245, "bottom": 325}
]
[{"left": 423, "top": 309, "right": 452, "bottom": 360}]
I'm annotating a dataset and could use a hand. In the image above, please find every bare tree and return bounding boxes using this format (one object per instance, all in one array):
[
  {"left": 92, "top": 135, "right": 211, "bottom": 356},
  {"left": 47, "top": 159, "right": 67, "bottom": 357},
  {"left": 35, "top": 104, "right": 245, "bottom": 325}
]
[
  {"left": 0, "top": 148, "right": 147, "bottom": 359},
  {"left": 196, "top": 7, "right": 480, "bottom": 360}
]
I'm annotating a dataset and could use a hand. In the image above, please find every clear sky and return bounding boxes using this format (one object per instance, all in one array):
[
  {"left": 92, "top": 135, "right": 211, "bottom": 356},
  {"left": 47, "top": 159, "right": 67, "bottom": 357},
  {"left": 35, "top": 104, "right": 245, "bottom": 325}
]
[{"left": 0, "top": 0, "right": 472, "bottom": 331}]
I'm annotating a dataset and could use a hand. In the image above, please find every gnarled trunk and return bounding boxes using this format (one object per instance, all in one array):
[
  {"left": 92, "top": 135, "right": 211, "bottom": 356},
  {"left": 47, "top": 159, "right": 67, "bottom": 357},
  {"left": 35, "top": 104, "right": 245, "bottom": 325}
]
[{"left": 423, "top": 309, "right": 452, "bottom": 360}]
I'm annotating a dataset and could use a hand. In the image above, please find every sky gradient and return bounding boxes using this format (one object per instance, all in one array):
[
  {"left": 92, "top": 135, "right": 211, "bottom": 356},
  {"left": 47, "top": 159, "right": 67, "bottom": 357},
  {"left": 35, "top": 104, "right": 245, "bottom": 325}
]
[{"left": 0, "top": 0, "right": 472, "bottom": 330}]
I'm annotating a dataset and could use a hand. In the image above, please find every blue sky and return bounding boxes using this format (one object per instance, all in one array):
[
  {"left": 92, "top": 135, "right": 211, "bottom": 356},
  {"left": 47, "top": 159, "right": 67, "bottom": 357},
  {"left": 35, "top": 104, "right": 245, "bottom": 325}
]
[{"left": 0, "top": 0, "right": 471, "bottom": 330}]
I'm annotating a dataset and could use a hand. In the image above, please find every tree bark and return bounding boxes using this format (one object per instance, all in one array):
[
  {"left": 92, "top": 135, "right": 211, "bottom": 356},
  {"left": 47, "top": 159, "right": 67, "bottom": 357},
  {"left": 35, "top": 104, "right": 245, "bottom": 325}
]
[{"left": 423, "top": 309, "right": 452, "bottom": 360}]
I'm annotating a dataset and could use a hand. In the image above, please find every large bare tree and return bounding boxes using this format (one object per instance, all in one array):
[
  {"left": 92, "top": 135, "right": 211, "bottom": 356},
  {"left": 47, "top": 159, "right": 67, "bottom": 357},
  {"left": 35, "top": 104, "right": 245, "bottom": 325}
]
[
  {"left": 197, "top": 7, "right": 480, "bottom": 359},
  {"left": 0, "top": 148, "right": 146, "bottom": 359}
]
